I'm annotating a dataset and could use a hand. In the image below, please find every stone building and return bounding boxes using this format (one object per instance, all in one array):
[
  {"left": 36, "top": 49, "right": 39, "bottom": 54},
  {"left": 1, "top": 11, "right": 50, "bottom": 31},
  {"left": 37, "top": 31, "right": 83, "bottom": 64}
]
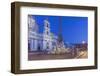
[{"left": 28, "top": 15, "right": 58, "bottom": 52}]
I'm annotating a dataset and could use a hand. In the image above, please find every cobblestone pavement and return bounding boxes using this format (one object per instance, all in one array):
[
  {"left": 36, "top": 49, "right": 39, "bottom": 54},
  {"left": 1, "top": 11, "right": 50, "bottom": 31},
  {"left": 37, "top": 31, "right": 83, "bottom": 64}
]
[
  {"left": 28, "top": 53, "right": 75, "bottom": 60},
  {"left": 28, "top": 50, "right": 88, "bottom": 60}
]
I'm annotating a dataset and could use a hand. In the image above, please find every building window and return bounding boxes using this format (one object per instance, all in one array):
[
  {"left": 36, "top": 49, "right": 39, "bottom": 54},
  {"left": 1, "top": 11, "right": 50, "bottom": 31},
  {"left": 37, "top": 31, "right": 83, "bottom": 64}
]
[
  {"left": 46, "top": 42, "right": 49, "bottom": 49},
  {"left": 47, "top": 46, "right": 49, "bottom": 49},
  {"left": 47, "top": 23, "right": 49, "bottom": 27},
  {"left": 47, "top": 31, "right": 49, "bottom": 35}
]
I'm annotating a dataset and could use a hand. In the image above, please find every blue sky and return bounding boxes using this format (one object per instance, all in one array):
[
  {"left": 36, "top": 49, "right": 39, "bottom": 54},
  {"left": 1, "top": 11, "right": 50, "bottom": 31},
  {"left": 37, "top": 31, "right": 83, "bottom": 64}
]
[{"left": 31, "top": 15, "right": 88, "bottom": 44}]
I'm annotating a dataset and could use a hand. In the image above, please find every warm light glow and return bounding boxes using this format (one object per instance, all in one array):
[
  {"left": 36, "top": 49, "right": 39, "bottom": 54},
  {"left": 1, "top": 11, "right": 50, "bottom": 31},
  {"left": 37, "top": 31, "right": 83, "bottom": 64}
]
[{"left": 82, "top": 41, "right": 86, "bottom": 44}]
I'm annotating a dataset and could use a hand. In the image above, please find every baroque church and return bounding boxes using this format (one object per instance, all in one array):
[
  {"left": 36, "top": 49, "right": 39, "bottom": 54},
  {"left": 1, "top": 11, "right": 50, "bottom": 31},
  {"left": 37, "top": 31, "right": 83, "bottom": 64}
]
[{"left": 28, "top": 15, "right": 58, "bottom": 52}]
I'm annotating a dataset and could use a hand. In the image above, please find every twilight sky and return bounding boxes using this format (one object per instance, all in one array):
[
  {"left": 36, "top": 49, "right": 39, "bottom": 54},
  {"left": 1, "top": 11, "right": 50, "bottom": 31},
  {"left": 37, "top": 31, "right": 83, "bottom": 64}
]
[{"left": 31, "top": 15, "right": 88, "bottom": 44}]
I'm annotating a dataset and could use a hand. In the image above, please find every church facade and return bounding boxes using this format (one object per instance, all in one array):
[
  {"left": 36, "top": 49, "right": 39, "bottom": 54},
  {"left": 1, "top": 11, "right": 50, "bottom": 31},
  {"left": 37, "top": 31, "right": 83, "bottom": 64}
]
[{"left": 28, "top": 15, "right": 58, "bottom": 52}]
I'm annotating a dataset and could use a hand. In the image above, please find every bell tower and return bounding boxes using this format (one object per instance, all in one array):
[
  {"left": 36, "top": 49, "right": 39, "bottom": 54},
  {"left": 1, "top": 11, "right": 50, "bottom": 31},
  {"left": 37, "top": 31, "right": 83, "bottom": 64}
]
[
  {"left": 44, "top": 18, "right": 50, "bottom": 36},
  {"left": 28, "top": 15, "right": 38, "bottom": 51},
  {"left": 43, "top": 18, "right": 52, "bottom": 51}
]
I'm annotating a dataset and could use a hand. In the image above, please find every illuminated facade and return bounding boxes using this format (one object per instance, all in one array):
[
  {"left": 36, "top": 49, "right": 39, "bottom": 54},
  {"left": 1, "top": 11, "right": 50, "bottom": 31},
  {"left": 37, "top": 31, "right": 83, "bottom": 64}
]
[{"left": 28, "top": 16, "right": 58, "bottom": 52}]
